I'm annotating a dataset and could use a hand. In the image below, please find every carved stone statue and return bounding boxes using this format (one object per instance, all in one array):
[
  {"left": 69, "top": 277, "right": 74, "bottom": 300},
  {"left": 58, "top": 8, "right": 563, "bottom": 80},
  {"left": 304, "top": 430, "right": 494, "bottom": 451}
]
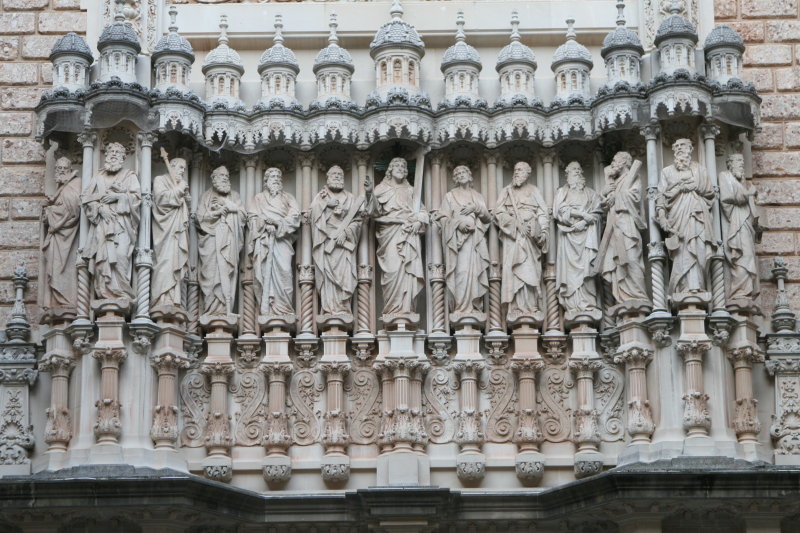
[
  {"left": 197, "top": 166, "right": 246, "bottom": 316},
  {"left": 597, "top": 151, "right": 650, "bottom": 310},
  {"left": 247, "top": 167, "right": 301, "bottom": 319},
  {"left": 365, "top": 157, "right": 429, "bottom": 321},
  {"left": 495, "top": 161, "right": 549, "bottom": 323},
  {"left": 435, "top": 165, "right": 490, "bottom": 322},
  {"left": 151, "top": 156, "right": 190, "bottom": 310},
  {"left": 720, "top": 152, "right": 760, "bottom": 305},
  {"left": 82, "top": 142, "right": 141, "bottom": 302},
  {"left": 554, "top": 161, "right": 601, "bottom": 323},
  {"left": 656, "top": 138, "right": 715, "bottom": 297},
  {"left": 310, "top": 165, "right": 363, "bottom": 321},
  {"left": 42, "top": 156, "right": 81, "bottom": 311}
]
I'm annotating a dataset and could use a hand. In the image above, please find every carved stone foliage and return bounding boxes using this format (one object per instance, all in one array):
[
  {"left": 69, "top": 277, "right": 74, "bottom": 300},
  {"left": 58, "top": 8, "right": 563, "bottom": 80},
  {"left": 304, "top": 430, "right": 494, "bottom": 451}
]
[
  {"left": 179, "top": 367, "right": 210, "bottom": 448},
  {"left": 537, "top": 363, "right": 574, "bottom": 443},
  {"left": 771, "top": 374, "right": 800, "bottom": 455},
  {"left": 230, "top": 360, "right": 267, "bottom": 447},
  {"left": 593, "top": 363, "right": 625, "bottom": 442},
  {"left": 288, "top": 369, "right": 323, "bottom": 446},
  {"left": 345, "top": 368, "right": 381, "bottom": 446},
  {"left": 422, "top": 365, "right": 458, "bottom": 444},
  {"left": 0, "top": 389, "right": 34, "bottom": 465},
  {"left": 480, "top": 367, "right": 516, "bottom": 443}
]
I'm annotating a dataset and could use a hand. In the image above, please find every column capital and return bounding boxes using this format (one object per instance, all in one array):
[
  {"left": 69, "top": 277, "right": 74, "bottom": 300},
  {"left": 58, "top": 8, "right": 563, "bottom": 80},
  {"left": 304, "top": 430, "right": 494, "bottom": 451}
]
[
  {"left": 137, "top": 131, "right": 157, "bottom": 148},
  {"left": 243, "top": 155, "right": 258, "bottom": 169},
  {"left": 298, "top": 153, "right": 316, "bottom": 168},
  {"left": 540, "top": 149, "right": 556, "bottom": 165},
  {"left": 640, "top": 122, "right": 661, "bottom": 141},
  {"left": 485, "top": 150, "right": 500, "bottom": 166},
  {"left": 77, "top": 131, "right": 97, "bottom": 148},
  {"left": 354, "top": 151, "right": 370, "bottom": 168},
  {"left": 700, "top": 123, "right": 721, "bottom": 141}
]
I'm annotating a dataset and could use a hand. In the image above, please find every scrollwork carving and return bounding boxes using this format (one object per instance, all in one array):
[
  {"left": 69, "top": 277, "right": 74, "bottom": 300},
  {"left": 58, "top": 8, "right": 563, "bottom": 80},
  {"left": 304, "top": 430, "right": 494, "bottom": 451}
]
[
  {"left": 345, "top": 368, "right": 381, "bottom": 445},
  {"left": 422, "top": 365, "right": 458, "bottom": 444},
  {"left": 537, "top": 364, "right": 574, "bottom": 443},
  {"left": 288, "top": 369, "right": 323, "bottom": 445},
  {"left": 481, "top": 367, "right": 516, "bottom": 443}
]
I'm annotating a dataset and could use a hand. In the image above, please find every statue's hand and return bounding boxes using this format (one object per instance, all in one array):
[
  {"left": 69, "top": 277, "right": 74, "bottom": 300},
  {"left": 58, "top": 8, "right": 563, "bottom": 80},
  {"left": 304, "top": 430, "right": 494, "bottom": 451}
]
[
  {"left": 335, "top": 233, "right": 348, "bottom": 246},
  {"left": 459, "top": 204, "right": 475, "bottom": 216},
  {"left": 535, "top": 230, "right": 547, "bottom": 248},
  {"left": 327, "top": 198, "right": 340, "bottom": 209},
  {"left": 100, "top": 193, "right": 118, "bottom": 204},
  {"left": 574, "top": 220, "right": 587, "bottom": 232},
  {"left": 265, "top": 224, "right": 276, "bottom": 235},
  {"left": 364, "top": 176, "right": 373, "bottom": 196},
  {"left": 458, "top": 220, "right": 474, "bottom": 233}
]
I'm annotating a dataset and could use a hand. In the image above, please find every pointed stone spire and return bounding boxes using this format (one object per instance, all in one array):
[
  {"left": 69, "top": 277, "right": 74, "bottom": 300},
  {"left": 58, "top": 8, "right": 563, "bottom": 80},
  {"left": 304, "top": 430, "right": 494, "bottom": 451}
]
[
  {"left": 168, "top": 4, "right": 178, "bottom": 34},
  {"left": 455, "top": 10, "right": 466, "bottom": 43},
  {"left": 114, "top": 0, "right": 125, "bottom": 24},
  {"left": 772, "top": 257, "right": 797, "bottom": 333},
  {"left": 274, "top": 14, "right": 284, "bottom": 46},
  {"left": 328, "top": 12, "right": 339, "bottom": 46},
  {"left": 390, "top": 0, "right": 404, "bottom": 20},
  {"left": 565, "top": 18, "right": 576, "bottom": 41},
  {"left": 218, "top": 14, "right": 229, "bottom": 47},
  {"left": 510, "top": 10, "right": 521, "bottom": 42},
  {"left": 669, "top": 0, "right": 682, "bottom": 15},
  {"left": 616, "top": 1, "right": 626, "bottom": 26}
]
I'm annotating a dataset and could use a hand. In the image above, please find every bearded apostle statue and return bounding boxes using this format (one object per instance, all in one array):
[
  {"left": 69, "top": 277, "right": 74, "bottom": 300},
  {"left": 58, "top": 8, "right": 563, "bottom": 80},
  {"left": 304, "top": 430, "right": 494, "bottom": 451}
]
[
  {"left": 81, "top": 142, "right": 141, "bottom": 304},
  {"left": 656, "top": 138, "right": 715, "bottom": 299},
  {"left": 554, "top": 161, "right": 602, "bottom": 323},
  {"left": 365, "top": 157, "right": 428, "bottom": 324},
  {"left": 495, "top": 161, "right": 549, "bottom": 324},
  {"left": 42, "top": 156, "right": 81, "bottom": 312},
  {"left": 596, "top": 151, "right": 650, "bottom": 312},
  {"left": 151, "top": 156, "right": 190, "bottom": 311},
  {"left": 247, "top": 167, "right": 301, "bottom": 321},
  {"left": 310, "top": 165, "right": 363, "bottom": 325},
  {"left": 435, "top": 165, "right": 490, "bottom": 324},
  {"left": 720, "top": 152, "right": 760, "bottom": 306},
  {"left": 197, "top": 165, "right": 246, "bottom": 316}
]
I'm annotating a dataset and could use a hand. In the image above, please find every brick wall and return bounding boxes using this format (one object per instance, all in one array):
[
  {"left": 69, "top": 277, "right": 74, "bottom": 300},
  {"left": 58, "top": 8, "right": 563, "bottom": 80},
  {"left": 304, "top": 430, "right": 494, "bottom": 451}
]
[
  {"left": 715, "top": 0, "right": 800, "bottom": 317},
  {"left": 0, "top": 0, "right": 85, "bottom": 327}
]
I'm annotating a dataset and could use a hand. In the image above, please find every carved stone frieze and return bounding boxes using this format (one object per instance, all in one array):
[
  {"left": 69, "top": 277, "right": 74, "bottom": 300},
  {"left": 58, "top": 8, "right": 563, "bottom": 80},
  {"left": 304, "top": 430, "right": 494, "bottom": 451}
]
[
  {"left": 230, "top": 361, "right": 267, "bottom": 447},
  {"left": 288, "top": 369, "right": 323, "bottom": 446},
  {"left": 593, "top": 364, "right": 625, "bottom": 442},
  {"left": 179, "top": 368, "right": 211, "bottom": 448},
  {"left": 0, "top": 389, "right": 34, "bottom": 465},
  {"left": 345, "top": 368, "right": 381, "bottom": 445},
  {"left": 481, "top": 367, "right": 516, "bottom": 443},
  {"left": 422, "top": 364, "right": 458, "bottom": 444},
  {"left": 537, "top": 363, "right": 574, "bottom": 443}
]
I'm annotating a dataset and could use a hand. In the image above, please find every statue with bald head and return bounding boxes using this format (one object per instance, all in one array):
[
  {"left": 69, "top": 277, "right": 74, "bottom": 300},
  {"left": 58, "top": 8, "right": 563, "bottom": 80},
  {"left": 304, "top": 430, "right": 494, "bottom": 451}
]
[{"left": 42, "top": 156, "right": 81, "bottom": 312}]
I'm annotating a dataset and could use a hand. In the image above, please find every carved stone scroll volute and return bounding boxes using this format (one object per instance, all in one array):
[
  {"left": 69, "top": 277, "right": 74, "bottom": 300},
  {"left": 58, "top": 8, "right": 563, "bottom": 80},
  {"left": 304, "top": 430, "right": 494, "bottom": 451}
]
[{"left": 230, "top": 350, "right": 267, "bottom": 447}]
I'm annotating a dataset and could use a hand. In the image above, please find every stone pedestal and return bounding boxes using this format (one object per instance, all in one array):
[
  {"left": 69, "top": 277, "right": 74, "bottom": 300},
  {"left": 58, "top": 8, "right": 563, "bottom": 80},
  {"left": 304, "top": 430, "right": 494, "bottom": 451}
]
[{"left": 320, "top": 326, "right": 351, "bottom": 486}]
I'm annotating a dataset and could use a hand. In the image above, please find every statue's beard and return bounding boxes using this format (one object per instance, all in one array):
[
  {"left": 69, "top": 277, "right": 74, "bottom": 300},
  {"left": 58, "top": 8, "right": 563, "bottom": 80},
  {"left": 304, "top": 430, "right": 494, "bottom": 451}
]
[
  {"left": 267, "top": 184, "right": 282, "bottom": 196},
  {"left": 674, "top": 153, "right": 691, "bottom": 170},
  {"left": 55, "top": 171, "right": 72, "bottom": 184},
  {"left": 328, "top": 181, "right": 343, "bottom": 192},
  {"left": 568, "top": 178, "right": 584, "bottom": 189},
  {"left": 731, "top": 168, "right": 744, "bottom": 180},
  {"left": 105, "top": 160, "right": 123, "bottom": 173},
  {"left": 513, "top": 175, "right": 527, "bottom": 187},
  {"left": 214, "top": 182, "right": 230, "bottom": 194}
]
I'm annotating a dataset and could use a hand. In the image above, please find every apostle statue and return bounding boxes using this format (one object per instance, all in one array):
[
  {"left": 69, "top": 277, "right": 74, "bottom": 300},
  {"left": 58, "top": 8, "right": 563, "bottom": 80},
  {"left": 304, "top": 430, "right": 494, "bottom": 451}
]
[
  {"left": 82, "top": 142, "right": 141, "bottom": 303},
  {"left": 42, "top": 156, "right": 81, "bottom": 311},
  {"left": 310, "top": 165, "right": 363, "bottom": 322},
  {"left": 435, "top": 165, "right": 490, "bottom": 322},
  {"left": 596, "top": 151, "right": 650, "bottom": 310},
  {"left": 554, "top": 161, "right": 601, "bottom": 322},
  {"left": 197, "top": 165, "right": 245, "bottom": 316},
  {"left": 247, "top": 167, "right": 301, "bottom": 319},
  {"left": 656, "top": 138, "right": 715, "bottom": 298},
  {"left": 495, "top": 161, "right": 549, "bottom": 323},
  {"left": 365, "top": 157, "right": 428, "bottom": 321},
  {"left": 720, "top": 152, "right": 760, "bottom": 305},
  {"left": 151, "top": 155, "right": 190, "bottom": 310}
]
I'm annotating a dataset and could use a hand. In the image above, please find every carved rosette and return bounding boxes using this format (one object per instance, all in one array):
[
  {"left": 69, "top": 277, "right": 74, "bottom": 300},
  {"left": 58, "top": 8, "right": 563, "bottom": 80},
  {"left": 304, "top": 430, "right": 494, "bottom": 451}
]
[
  {"left": 263, "top": 463, "right": 292, "bottom": 487},
  {"left": 456, "top": 456, "right": 485, "bottom": 483}
]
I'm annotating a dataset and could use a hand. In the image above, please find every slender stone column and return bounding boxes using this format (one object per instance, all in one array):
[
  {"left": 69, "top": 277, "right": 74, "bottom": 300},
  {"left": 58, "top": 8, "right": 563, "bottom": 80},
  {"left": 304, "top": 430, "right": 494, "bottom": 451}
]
[
  {"left": 570, "top": 350, "right": 603, "bottom": 479},
  {"left": 150, "top": 310, "right": 190, "bottom": 453},
  {"left": 41, "top": 345, "right": 75, "bottom": 454},
  {"left": 677, "top": 338, "right": 711, "bottom": 438},
  {"left": 614, "top": 344, "right": 655, "bottom": 444},
  {"left": 261, "top": 362, "right": 293, "bottom": 488},
  {"left": 353, "top": 152, "right": 375, "bottom": 362},
  {"left": 511, "top": 358, "right": 545, "bottom": 485},
  {"left": 186, "top": 151, "right": 203, "bottom": 337},
  {"left": 93, "top": 346, "right": 126, "bottom": 444},
  {"left": 428, "top": 154, "right": 446, "bottom": 335},
  {"left": 375, "top": 360, "right": 395, "bottom": 454},
  {"left": 320, "top": 358, "right": 351, "bottom": 485},
  {"left": 728, "top": 345, "right": 763, "bottom": 443},
  {"left": 641, "top": 123, "right": 672, "bottom": 346},
  {"left": 130, "top": 132, "right": 159, "bottom": 353},
  {"left": 700, "top": 124, "right": 734, "bottom": 345},
  {"left": 295, "top": 154, "right": 318, "bottom": 358},
  {"left": 454, "top": 353, "right": 485, "bottom": 484},
  {"left": 485, "top": 152, "right": 503, "bottom": 336},
  {"left": 540, "top": 150, "right": 567, "bottom": 362},
  {"left": 71, "top": 132, "right": 96, "bottom": 349}
]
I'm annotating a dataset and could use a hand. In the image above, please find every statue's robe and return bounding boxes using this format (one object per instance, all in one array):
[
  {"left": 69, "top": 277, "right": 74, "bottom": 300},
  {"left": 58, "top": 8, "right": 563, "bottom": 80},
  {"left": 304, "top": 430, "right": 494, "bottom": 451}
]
[
  {"left": 42, "top": 174, "right": 81, "bottom": 308},
  {"left": 151, "top": 173, "right": 189, "bottom": 309},
  {"left": 720, "top": 170, "right": 759, "bottom": 302}
]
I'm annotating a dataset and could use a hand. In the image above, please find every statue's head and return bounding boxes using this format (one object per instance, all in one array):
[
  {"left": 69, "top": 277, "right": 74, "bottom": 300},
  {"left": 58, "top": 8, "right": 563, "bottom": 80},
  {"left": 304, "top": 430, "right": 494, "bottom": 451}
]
[
  {"left": 386, "top": 157, "right": 408, "bottom": 183},
  {"left": 170, "top": 157, "right": 187, "bottom": 180},
  {"left": 726, "top": 153, "right": 745, "bottom": 179},
  {"left": 672, "top": 138, "right": 693, "bottom": 170},
  {"left": 103, "top": 142, "right": 126, "bottom": 173},
  {"left": 452, "top": 165, "right": 473, "bottom": 187},
  {"left": 211, "top": 166, "right": 230, "bottom": 194},
  {"left": 610, "top": 151, "right": 632, "bottom": 175},
  {"left": 512, "top": 161, "right": 531, "bottom": 187},
  {"left": 566, "top": 161, "right": 585, "bottom": 189},
  {"left": 264, "top": 167, "right": 283, "bottom": 196},
  {"left": 327, "top": 165, "right": 345, "bottom": 192},
  {"left": 54, "top": 156, "right": 73, "bottom": 184}
]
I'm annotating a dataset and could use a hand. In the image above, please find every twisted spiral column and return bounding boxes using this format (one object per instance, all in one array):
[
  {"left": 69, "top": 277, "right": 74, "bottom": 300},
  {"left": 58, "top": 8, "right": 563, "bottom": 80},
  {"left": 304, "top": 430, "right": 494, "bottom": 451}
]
[
  {"left": 298, "top": 264, "right": 315, "bottom": 335},
  {"left": 544, "top": 265, "right": 560, "bottom": 332},
  {"left": 241, "top": 263, "right": 256, "bottom": 336},
  {"left": 76, "top": 255, "right": 90, "bottom": 321},
  {"left": 428, "top": 264, "right": 446, "bottom": 334},
  {"left": 187, "top": 269, "right": 200, "bottom": 334},
  {"left": 356, "top": 265, "right": 373, "bottom": 335},
  {"left": 487, "top": 263, "right": 503, "bottom": 332},
  {"left": 134, "top": 249, "right": 153, "bottom": 321}
]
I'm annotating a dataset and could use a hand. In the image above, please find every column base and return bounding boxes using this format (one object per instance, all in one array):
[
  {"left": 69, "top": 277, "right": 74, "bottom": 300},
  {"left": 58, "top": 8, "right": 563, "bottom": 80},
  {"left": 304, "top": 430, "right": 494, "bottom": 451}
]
[
  {"left": 617, "top": 443, "right": 652, "bottom": 466},
  {"left": 515, "top": 451, "right": 545, "bottom": 486},
  {"left": 737, "top": 441, "right": 772, "bottom": 463},
  {"left": 376, "top": 450, "right": 430, "bottom": 486}
]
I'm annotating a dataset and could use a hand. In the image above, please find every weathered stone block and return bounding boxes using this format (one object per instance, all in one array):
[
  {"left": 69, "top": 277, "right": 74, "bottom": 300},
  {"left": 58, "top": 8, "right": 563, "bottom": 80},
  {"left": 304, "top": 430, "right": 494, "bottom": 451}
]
[
  {"left": 785, "top": 122, "right": 800, "bottom": 148},
  {"left": 767, "top": 21, "right": 800, "bottom": 41},
  {"left": 2, "top": 138, "right": 44, "bottom": 163},
  {"left": 744, "top": 44, "right": 792, "bottom": 66},
  {"left": 714, "top": 0, "right": 737, "bottom": 18},
  {"left": 0, "top": 221, "right": 40, "bottom": 248},
  {"left": 726, "top": 21, "right": 765, "bottom": 42},
  {"left": 10, "top": 197, "right": 43, "bottom": 220},
  {"left": 3, "top": 0, "right": 48, "bottom": 9},
  {"left": 0, "top": 198, "right": 8, "bottom": 220},
  {"left": 761, "top": 94, "right": 800, "bottom": 120},
  {"left": 756, "top": 179, "right": 800, "bottom": 204},
  {"left": 777, "top": 67, "right": 800, "bottom": 91},
  {"left": 0, "top": 63, "right": 37, "bottom": 85},
  {"left": 0, "top": 112, "right": 32, "bottom": 136},
  {"left": 756, "top": 231, "right": 796, "bottom": 254},
  {"left": 38, "top": 12, "right": 86, "bottom": 34},
  {"left": 753, "top": 151, "right": 800, "bottom": 177},
  {"left": 752, "top": 123, "right": 783, "bottom": 149},
  {"left": 40, "top": 62, "right": 51, "bottom": 84},
  {"left": 742, "top": 68, "right": 774, "bottom": 91},
  {"left": 0, "top": 87, "right": 44, "bottom": 109},
  {"left": 0, "top": 13, "right": 35, "bottom": 34},
  {"left": 764, "top": 207, "right": 800, "bottom": 230},
  {"left": 21, "top": 35, "right": 59, "bottom": 60},
  {"left": 759, "top": 256, "right": 800, "bottom": 281},
  {"left": 742, "top": 0, "right": 798, "bottom": 18},
  {"left": 0, "top": 166, "right": 43, "bottom": 194},
  {"left": 52, "top": 0, "right": 81, "bottom": 8},
  {"left": 0, "top": 249, "right": 38, "bottom": 279},
  {"left": 0, "top": 37, "right": 19, "bottom": 61}
]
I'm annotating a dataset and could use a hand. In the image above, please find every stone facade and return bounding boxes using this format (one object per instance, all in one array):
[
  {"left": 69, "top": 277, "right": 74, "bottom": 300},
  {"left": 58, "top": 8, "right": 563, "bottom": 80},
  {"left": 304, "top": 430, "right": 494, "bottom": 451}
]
[{"left": 0, "top": 0, "right": 800, "bottom": 531}]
